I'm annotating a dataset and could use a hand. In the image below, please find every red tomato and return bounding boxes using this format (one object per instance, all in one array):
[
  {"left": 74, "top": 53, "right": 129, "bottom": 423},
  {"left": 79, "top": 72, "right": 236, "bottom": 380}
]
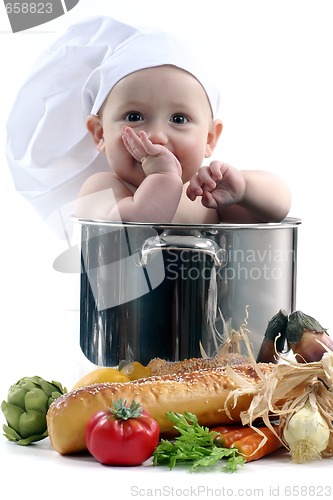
[{"left": 85, "top": 399, "right": 160, "bottom": 466}]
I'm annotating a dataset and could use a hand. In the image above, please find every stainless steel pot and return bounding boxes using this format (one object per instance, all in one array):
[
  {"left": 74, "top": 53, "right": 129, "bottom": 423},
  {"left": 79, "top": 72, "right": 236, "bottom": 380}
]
[{"left": 75, "top": 217, "right": 301, "bottom": 366}]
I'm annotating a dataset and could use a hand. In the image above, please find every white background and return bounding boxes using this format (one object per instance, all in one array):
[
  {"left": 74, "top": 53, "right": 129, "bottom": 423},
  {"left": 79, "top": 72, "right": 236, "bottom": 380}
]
[
  {"left": 0, "top": 1, "right": 332, "bottom": 495},
  {"left": 1, "top": 0, "right": 332, "bottom": 382}
]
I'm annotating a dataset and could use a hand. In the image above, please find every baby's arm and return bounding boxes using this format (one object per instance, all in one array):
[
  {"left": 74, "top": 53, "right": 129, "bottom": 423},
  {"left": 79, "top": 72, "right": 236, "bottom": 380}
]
[
  {"left": 118, "top": 127, "right": 183, "bottom": 222},
  {"left": 76, "top": 128, "right": 183, "bottom": 222},
  {"left": 187, "top": 161, "right": 291, "bottom": 223}
]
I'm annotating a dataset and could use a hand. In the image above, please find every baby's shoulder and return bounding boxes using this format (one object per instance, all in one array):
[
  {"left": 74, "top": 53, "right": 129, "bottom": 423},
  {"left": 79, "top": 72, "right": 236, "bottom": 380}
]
[
  {"left": 78, "top": 171, "right": 133, "bottom": 198},
  {"left": 76, "top": 171, "right": 135, "bottom": 220}
]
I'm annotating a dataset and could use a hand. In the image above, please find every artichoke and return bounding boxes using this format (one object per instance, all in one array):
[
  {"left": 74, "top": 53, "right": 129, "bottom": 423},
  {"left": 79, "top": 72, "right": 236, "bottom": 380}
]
[{"left": 1, "top": 376, "right": 67, "bottom": 445}]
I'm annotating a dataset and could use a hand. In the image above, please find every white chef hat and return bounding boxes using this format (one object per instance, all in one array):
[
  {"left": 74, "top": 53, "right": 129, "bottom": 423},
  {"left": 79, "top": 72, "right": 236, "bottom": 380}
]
[{"left": 6, "top": 16, "right": 220, "bottom": 238}]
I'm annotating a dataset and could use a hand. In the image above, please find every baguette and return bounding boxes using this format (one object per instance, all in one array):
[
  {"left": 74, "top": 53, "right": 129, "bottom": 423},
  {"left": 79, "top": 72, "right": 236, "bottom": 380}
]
[{"left": 47, "top": 364, "right": 274, "bottom": 455}]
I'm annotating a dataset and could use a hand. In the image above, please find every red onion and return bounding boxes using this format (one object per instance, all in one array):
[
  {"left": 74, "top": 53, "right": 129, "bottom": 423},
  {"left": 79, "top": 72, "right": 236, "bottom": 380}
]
[
  {"left": 286, "top": 311, "right": 333, "bottom": 363},
  {"left": 256, "top": 309, "right": 288, "bottom": 363}
]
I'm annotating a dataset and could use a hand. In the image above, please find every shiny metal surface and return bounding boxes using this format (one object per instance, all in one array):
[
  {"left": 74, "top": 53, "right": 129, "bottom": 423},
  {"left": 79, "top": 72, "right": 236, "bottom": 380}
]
[{"left": 76, "top": 218, "right": 301, "bottom": 366}]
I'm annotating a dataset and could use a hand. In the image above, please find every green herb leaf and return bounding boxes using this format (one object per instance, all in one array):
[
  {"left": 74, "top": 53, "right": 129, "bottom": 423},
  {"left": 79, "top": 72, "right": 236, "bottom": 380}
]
[{"left": 153, "top": 412, "right": 245, "bottom": 473}]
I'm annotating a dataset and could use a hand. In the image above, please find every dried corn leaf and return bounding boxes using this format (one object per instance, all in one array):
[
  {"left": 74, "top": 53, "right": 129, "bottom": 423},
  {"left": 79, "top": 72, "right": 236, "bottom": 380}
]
[{"left": 224, "top": 316, "right": 333, "bottom": 462}]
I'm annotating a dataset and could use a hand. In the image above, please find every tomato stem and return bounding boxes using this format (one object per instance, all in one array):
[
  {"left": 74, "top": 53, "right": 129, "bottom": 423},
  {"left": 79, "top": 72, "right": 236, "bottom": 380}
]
[{"left": 111, "top": 399, "right": 143, "bottom": 420}]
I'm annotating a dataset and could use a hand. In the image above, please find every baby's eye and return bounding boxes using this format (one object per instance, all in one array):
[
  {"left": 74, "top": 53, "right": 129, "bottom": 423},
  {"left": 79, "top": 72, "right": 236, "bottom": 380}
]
[
  {"left": 170, "top": 114, "right": 188, "bottom": 125},
  {"left": 126, "top": 112, "right": 144, "bottom": 122}
]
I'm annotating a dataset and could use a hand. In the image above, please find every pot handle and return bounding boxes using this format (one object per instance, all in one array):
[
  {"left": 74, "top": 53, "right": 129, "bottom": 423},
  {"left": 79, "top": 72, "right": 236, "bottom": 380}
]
[{"left": 139, "top": 232, "right": 228, "bottom": 268}]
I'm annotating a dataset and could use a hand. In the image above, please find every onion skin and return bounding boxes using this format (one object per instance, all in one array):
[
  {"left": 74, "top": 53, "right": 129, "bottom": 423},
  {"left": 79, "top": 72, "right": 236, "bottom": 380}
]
[
  {"left": 289, "top": 330, "right": 333, "bottom": 363},
  {"left": 285, "top": 310, "right": 331, "bottom": 363},
  {"left": 256, "top": 341, "right": 278, "bottom": 364},
  {"left": 256, "top": 309, "right": 288, "bottom": 363}
]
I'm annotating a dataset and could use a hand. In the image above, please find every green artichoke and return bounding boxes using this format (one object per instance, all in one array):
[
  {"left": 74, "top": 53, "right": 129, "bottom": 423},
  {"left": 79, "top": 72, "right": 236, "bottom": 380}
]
[{"left": 1, "top": 376, "right": 67, "bottom": 445}]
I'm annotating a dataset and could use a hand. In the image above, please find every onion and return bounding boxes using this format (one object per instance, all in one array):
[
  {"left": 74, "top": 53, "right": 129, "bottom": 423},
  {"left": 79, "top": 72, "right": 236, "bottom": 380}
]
[
  {"left": 256, "top": 309, "right": 288, "bottom": 363},
  {"left": 286, "top": 311, "right": 333, "bottom": 362}
]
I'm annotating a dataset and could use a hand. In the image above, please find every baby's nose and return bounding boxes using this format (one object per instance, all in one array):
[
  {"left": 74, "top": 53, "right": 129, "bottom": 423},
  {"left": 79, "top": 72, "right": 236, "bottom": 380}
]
[{"left": 146, "top": 124, "right": 168, "bottom": 145}]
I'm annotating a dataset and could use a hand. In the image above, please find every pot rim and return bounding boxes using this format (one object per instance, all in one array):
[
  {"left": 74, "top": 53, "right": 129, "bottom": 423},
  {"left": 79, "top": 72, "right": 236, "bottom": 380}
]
[{"left": 72, "top": 216, "right": 301, "bottom": 230}]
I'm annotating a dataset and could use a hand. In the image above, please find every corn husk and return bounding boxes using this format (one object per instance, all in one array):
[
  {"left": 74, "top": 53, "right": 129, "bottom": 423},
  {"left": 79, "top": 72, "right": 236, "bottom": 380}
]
[{"left": 224, "top": 313, "right": 333, "bottom": 463}]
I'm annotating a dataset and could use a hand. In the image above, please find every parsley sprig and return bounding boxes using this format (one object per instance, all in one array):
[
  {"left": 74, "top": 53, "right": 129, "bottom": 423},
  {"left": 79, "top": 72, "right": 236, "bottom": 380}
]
[{"left": 152, "top": 412, "right": 245, "bottom": 472}]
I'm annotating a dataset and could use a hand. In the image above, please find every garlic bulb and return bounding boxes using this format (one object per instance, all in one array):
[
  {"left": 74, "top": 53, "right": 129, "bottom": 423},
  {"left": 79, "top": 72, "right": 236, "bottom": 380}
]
[
  {"left": 321, "top": 351, "right": 333, "bottom": 390},
  {"left": 283, "top": 398, "right": 330, "bottom": 463}
]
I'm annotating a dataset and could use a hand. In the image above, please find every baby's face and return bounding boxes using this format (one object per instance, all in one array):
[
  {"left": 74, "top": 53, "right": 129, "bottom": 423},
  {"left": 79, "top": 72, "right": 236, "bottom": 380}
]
[{"left": 98, "top": 65, "right": 218, "bottom": 185}]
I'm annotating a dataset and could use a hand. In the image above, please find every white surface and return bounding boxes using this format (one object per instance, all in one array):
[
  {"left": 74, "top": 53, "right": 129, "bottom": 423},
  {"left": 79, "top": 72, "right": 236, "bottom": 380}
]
[
  {"left": 1, "top": 1, "right": 333, "bottom": 496},
  {"left": 1, "top": 435, "right": 333, "bottom": 500}
]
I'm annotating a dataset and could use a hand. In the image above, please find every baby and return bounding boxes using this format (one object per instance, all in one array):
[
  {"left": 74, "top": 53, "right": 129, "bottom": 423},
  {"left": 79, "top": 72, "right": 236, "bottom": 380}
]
[
  {"left": 76, "top": 19, "right": 291, "bottom": 224},
  {"left": 77, "top": 64, "right": 291, "bottom": 224},
  {"left": 6, "top": 16, "right": 291, "bottom": 229}
]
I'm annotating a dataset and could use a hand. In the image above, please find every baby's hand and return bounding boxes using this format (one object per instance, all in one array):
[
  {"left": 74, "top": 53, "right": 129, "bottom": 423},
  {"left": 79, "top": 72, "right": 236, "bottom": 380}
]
[
  {"left": 186, "top": 161, "right": 246, "bottom": 209},
  {"left": 122, "top": 127, "right": 182, "bottom": 177}
]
